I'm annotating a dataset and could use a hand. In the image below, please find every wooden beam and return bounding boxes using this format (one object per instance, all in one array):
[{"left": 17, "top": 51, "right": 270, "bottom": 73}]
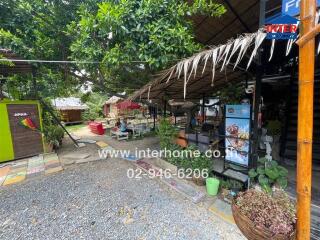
[{"left": 223, "top": 0, "right": 251, "bottom": 32}]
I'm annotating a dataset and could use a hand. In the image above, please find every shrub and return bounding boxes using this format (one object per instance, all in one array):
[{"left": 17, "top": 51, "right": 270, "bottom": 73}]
[
  {"left": 156, "top": 118, "right": 179, "bottom": 149},
  {"left": 43, "top": 125, "right": 64, "bottom": 148},
  {"left": 248, "top": 157, "right": 288, "bottom": 193}
]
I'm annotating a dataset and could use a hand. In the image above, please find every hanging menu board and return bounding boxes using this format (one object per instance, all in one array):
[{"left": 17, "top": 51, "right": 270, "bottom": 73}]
[{"left": 225, "top": 105, "right": 251, "bottom": 166}]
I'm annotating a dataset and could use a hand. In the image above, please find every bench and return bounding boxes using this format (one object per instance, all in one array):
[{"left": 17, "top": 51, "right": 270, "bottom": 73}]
[
  {"left": 110, "top": 129, "right": 129, "bottom": 140},
  {"left": 132, "top": 129, "right": 141, "bottom": 139}
]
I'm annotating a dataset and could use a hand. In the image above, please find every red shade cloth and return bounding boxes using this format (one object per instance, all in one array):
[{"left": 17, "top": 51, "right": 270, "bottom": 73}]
[{"left": 116, "top": 100, "right": 141, "bottom": 110}]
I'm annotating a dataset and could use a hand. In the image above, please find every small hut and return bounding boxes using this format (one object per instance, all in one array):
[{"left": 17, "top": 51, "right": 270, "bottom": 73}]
[
  {"left": 104, "top": 96, "right": 123, "bottom": 118},
  {"left": 51, "top": 97, "right": 87, "bottom": 124}
]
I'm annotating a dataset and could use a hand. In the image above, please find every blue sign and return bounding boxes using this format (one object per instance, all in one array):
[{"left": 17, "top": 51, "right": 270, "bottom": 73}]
[
  {"left": 265, "top": 15, "right": 299, "bottom": 40},
  {"left": 225, "top": 104, "right": 250, "bottom": 119},
  {"left": 282, "top": 0, "right": 320, "bottom": 16},
  {"left": 225, "top": 105, "right": 251, "bottom": 166}
]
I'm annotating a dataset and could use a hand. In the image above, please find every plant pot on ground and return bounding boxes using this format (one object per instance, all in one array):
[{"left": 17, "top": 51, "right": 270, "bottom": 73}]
[
  {"left": 232, "top": 189, "right": 296, "bottom": 240},
  {"left": 43, "top": 125, "right": 65, "bottom": 150},
  {"left": 229, "top": 179, "right": 244, "bottom": 194},
  {"left": 192, "top": 175, "right": 206, "bottom": 186},
  {"left": 44, "top": 142, "right": 54, "bottom": 153}
]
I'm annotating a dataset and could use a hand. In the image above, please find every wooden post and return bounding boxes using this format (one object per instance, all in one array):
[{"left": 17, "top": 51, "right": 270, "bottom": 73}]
[
  {"left": 202, "top": 94, "right": 205, "bottom": 123},
  {"left": 251, "top": 0, "right": 266, "bottom": 169},
  {"left": 297, "top": 0, "right": 316, "bottom": 239}
]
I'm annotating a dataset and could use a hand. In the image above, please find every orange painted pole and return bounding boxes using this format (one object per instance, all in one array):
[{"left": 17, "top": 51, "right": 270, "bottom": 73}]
[{"left": 297, "top": 0, "right": 316, "bottom": 239}]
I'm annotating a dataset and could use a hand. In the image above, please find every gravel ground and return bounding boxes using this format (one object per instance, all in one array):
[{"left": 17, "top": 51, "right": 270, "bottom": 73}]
[{"left": 0, "top": 157, "right": 244, "bottom": 240}]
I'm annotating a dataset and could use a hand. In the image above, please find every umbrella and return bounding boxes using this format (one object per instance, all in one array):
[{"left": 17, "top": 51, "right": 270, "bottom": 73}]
[{"left": 116, "top": 100, "right": 141, "bottom": 110}]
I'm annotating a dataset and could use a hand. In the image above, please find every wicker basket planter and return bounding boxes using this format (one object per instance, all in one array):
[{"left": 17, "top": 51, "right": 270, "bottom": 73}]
[{"left": 231, "top": 202, "right": 296, "bottom": 240}]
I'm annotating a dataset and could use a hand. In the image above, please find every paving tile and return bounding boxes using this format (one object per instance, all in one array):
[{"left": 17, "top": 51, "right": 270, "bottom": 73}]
[
  {"left": 11, "top": 160, "right": 28, "bottom": 168},
  {"left": 3, "top": 175, "right": 25, "bottom": 185},
  {"left": 0, "top": 176, "right": 7, "bottom": 186},
  {"left": 43, "top": 153, "right": 59, "bottom": 162},
  {"left": 61, "top": 158, "right": 75, "bottom": 166},
  {"left": 6, "top": 171, "right": 26, "bottom": 178},
  {"left": 27, "top": 165, "right": 45, "bottom": 175},
  {"left": 45, "top": 160, "right": 60, "bottom": 165},
  {"left": 9, "top": 167, "right": 27, "bottom": 174},
  {"left": 26, "top": 172, "right": 42, "bottom": 179},
  {"left": 0, "top": 166, "right": 11, "bottom": 178},
  {"left": 45, "top": 166, "right": 63, "bottom": 175},
  {"left": 63, "top": 153, "right": 90, "bottom": 160},
  {"left": 30, "top": 155, "right": 44, "bottom": 161},
  {"left": 209, "top": 199, "right": 235, "bottom": 224},
  {"left": 45, "top": 162, "right": 61, "bottom": 169},
  {"left": 27, "top": 162, "right": 44, "bottom": 169},
  {"left": 96, "top": 141, "right": 109, "bottom": 148},
  {"left": 75, "top": 158, "right": 100, "bottom": 164}
]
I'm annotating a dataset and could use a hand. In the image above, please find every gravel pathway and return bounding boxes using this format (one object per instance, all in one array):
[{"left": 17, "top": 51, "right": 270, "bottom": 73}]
[{"left": 0, "top": 154, "right": 244, "bottom": 240}]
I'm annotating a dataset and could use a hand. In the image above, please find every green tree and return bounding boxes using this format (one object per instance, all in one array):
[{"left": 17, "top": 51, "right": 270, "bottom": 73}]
[
  {"left": 0, "top": 0, "right": 101, "bottom": 98},
  {"left": 68, "top": 0, "right": 226, "bottom": 93},
  {"left": 0, "top": 0, "right": 225, "bottom": 97}
]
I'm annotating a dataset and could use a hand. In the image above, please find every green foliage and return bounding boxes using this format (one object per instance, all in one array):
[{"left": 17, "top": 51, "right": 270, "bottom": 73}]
[
  {"left": 214, "top": 83, "right": 244, "bottom": 104},
  {"left": 157, "top": 119, "right": 212, "bottom": 171},
  {"left": 188, "top": 145, "right": 212, "bottom": 171},
  {"left": 0, "top": 0, "right": 225, "bottom": 96},
  {"left": 43, "top": 125, "right": 64, "bottom": 147},
  {"left": 40, "top": 98, "right": 64, "bottom": 147},
  {"left": 81, "top": 92, "right": 106, "bottom": 121},
  {"left": 68, "top": 0, "right": 226, "bottom": 92},
  {"left": 0, "top": 0, "right": 101, "bottom": 98},
  {"left": 220, "top": 178, "right": 243, "bottom": 190},
  {"left": 249, "top": 157, "right": 289, "bottom": 192},
  {"left": 156, "top": 118, "right": 179, "bottom": 149},
  {"left": 0, "top": 54, "right": 14, "bottom": 67}
]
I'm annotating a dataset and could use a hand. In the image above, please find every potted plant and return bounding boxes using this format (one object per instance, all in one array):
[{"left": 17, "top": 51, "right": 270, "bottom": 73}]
[
  {"left": 43, "top": 125, "right": 65, "bottom": 152},
  {"left": 248, "top": 157, "right": 288, "bottom": 193},
  {"left": 232, "top": 188, "right": 296, "bottom": 240},
  {"left": 229, "top": 179, "right": 244, "bottom": 194},
  {"left": 189, "top": 146, "right": 212, "bottom": 186}
]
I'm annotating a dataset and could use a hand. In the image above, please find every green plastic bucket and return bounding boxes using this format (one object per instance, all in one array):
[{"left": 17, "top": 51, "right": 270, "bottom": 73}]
[{"left": 206, "top": 178, "right": 220, "bottom": 196}]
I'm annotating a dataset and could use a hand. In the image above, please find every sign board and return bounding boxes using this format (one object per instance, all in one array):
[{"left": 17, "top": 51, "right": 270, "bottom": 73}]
[
  {"left": 225, "top": 105, "right": 251, "bottom": 166},
  {"left": 282, "top": 0, "right": 320, "bottom": 16},
  {"left": 265, "top": 15, "right": 299, "bottom": 40}
]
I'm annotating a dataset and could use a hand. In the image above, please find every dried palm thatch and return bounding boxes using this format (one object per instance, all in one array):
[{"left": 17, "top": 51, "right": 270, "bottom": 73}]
[{"left": 129, "top": 26, "right": 304, "bottom": 102}]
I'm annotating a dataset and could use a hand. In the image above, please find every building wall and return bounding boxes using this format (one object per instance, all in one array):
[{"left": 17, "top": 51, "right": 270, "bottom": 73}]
[{"left": 59, "top": 110, "right": 82, "bottom": 123}]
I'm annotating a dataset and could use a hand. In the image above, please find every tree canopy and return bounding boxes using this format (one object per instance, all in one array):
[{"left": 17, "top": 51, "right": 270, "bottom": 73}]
[{"left": 0, "top": 0, "right": 226, "bottom": 98}]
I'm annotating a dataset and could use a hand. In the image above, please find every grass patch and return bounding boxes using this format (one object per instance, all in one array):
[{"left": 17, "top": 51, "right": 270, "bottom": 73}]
[{"left": 65, "top": 124, "right": 86, "bottom": 132}]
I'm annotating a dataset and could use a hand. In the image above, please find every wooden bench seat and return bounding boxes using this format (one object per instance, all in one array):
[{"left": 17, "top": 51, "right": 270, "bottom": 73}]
[{"left": 110, "top": 129, "right": 129, "bottom": 140}]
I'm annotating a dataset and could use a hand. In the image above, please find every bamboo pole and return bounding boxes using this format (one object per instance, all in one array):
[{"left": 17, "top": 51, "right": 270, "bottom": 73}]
[{"left": 297, "top": 0, "right": 316, "bottom": 239}]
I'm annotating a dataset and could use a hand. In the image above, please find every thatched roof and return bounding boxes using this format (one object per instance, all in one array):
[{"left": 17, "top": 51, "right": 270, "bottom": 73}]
[
  {"left": 129, "top": 0, "right": 283, "bottom": 102},
  {"left": 0, "top": 49, "right": 33, "bottom": 75},
  {"left": 191, "top": 0, "right": 281, "bottom": 45},
  {"left": 105, "top": 95, "right": 123, "bottom": 104},
  {"left": 51, "top": 97, "right": 88, "bottom": 110},
  {"left": 129, "top": 30, "right": 267, "bottom": 101}
]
